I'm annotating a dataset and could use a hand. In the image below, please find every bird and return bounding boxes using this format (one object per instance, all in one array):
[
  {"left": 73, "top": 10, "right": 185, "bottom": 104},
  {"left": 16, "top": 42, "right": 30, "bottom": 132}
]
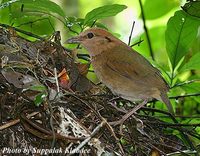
[{"left": 66, "top": 27, "right": 174, "bottom": 119}]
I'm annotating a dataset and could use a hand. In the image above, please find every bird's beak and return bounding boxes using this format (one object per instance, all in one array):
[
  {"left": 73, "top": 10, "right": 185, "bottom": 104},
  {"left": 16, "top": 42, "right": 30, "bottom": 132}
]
[{"left": 65, "top": 35, "right": 83, "bottom": 44}]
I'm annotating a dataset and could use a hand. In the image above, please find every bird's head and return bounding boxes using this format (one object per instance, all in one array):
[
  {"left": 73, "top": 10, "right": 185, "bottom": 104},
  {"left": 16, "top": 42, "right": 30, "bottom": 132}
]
[{"left": 66, "top": 28, "right": 122, "bottom": 56}]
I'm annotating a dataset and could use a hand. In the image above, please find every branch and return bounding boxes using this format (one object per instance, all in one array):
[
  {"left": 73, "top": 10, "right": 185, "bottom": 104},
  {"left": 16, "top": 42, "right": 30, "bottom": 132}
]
[
  {"left": 169, "top": 93, "right": 200, "bottom": 99},
  {"left": 138, "top": 0, "right": 154, "bottom": 60},
  {"left": 128, "top": 21, "right": 135, "bottom": 46},
  {"left": 130, "top": 39, "right": 144, "bottom": 47},
  {"left": 171, "top": 79, "right": 200, "bottom": 88},
  {"left": 0, "top": 23, "right": 44, "bottom": 40}
]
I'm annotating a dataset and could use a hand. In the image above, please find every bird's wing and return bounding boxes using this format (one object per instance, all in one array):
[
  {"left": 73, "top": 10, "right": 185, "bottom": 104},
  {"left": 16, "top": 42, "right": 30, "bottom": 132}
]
[{"left": 105, "top": 45, "right": 168, "bottom": 89}]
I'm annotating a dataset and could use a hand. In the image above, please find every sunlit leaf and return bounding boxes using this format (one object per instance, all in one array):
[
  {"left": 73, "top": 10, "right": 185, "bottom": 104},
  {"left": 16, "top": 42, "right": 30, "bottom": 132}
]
[
  {"left": 143, "top": 0, "right": 179, "bottom": 20},
  {"left": 84, "top": 4, "right": 127, "bottom": 25},
  {"left": 180, "top": 53, "right": 200, "bottom": 72},
  {"left": 181, "top": 82, "right": 200, "bottom": 93},
  {"left": 165, "top": 10, "right": 200, "bottom": 70},
  {"left": 0, "top": 0, "right": 65, "bottom": 19}
]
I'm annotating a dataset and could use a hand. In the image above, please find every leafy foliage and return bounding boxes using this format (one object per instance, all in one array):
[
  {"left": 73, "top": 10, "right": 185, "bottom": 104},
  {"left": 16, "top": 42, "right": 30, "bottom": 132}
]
[
  {"left": 182, "top": 0, "right": 200, "bottom": 18},
  {"left": 165, "top": 10, "right": 200, "bottom": 70},
  {"left": 84, "top": 4, "right": 127, "bottom": 25},
  {"left": 0, "top": 0, "right": 65, "bottom": 18},
  {"left": 180, "top": 53, "right": 200, "bottom": 72}
]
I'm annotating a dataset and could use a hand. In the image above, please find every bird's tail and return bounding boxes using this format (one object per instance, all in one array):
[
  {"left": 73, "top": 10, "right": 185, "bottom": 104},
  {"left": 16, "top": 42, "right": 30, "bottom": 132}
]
[{"left": 160, "top": 93, "right": 175, "bottom": 115}]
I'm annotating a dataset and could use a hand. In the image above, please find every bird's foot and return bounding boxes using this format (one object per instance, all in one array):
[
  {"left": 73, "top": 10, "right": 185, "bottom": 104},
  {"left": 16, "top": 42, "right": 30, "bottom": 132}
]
[{"left": 109, "top": 99, "right": 148, "bottom": 126}]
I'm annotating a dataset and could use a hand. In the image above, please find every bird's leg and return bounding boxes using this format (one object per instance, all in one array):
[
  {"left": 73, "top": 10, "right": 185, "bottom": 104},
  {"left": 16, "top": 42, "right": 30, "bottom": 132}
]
[
  {"left": 120, "top": 99, "right": 148, "bottom": 123},
  {"left": 110, "top": 99, "right": 148, "bottom": 126}
]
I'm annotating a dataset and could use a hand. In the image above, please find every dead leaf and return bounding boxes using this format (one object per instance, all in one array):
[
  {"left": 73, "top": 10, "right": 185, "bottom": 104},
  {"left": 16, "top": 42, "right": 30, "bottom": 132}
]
[
  {"left": 58, "top": 68, "right": 70, "bottom": 89},
  {"left": 1, "top": 70, "right": 40, "bottom": 89},
  {"left": 149, "top": 149, "right": 161, "bottom": 156}
]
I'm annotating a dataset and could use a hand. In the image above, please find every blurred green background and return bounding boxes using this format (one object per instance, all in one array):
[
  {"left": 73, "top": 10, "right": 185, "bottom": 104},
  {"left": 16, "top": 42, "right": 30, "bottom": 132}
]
[{"left": 0, "top": 0, "right": 200, "bottom": 116}]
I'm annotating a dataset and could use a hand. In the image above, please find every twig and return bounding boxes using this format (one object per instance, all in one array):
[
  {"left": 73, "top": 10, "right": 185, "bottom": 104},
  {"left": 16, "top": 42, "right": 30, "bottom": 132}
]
[
  {"left": 0, "top": 119, "right": 20, "bottom": 130},
  {"left": 0, "top": 23, "right": 44, "bottom": 40},
  {"left": 169, "top": 93, "right": 200, "bottom": 99},
  {"left": 128, "top": 21, "right": 135, "bottom": 46},
  {"left": 48, "top": 101, "right": 56, "bottom": 149},
  {"left": 138, "top": 0, "right": 154, "bottom": 60},
  {"left": 130, "top": 39, "right": 144, "bottom": 47},
  {"left": 167, "top": 150, "right": 197, "bottom": 156},
  {"left": 144, "top": 120, "right": 200, "bottom": 127},
  {"left": 69, "top": 120, "right": 106, "bottom": 155},
  {"left": 0, "top": 112, "right": 39, "bottom": 131},
  {"left": 147, "top": 92, "right": 200, "bottom": 104},
  {"left": 102, "top": 118, "right": 125, "bottom": 155},
  {"left": 171, "top": 79, "right": 200, "bottom": 88},
  {"left": 108, "top": 101, "right": 127, "bottom": 113},
  {"left": 54, "top": 67, "right": 60, "bottom": 93},
  {"left": 21, "top": 114, "right": 83, "bottom": 142},
  {"left": 15, "top": 18, "right": 55, "bottom": 32}
]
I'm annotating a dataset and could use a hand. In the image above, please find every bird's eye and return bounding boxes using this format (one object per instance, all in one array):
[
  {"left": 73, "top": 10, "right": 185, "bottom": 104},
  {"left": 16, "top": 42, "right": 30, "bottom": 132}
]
[{"left": 87, "top": 33, "right": 94, "bottom": 39}]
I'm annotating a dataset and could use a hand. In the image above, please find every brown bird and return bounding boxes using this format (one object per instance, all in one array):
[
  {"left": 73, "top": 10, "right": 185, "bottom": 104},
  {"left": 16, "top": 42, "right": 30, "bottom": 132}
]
[{"left": 67, "top": 28, "right": 174, "bottom": 118}]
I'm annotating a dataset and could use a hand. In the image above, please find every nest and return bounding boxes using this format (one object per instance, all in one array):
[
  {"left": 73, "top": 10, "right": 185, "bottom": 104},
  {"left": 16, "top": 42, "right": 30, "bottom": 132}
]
[{"left": 0, "top": 27, "right": 198, "bottom": 156}]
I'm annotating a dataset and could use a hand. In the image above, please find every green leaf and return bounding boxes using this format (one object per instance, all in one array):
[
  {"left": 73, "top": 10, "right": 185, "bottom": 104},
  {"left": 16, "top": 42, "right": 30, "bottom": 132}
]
[
  {"left": 181, "top": 82, "right": 200, "bottom": 93},
  {"left": 143, "top": 0, "right": 179, "bottom": 20},
  {"left": 182, "top": 1, "right": 200, "bottom": 18},
  {"left": 34, "top": 92, "right": 47, "bottom": 106},
  {"left": 29, "top": 85, "right": 47, "bottom": 92},
  {"left": 66, "top": 17, "right": 84, "bottom": 33},
  {"left": 120, "top": 137, "right": 127, "bottom": 145},
  {"left": 0, "top": 0, "right": 65, "bottom": 19},
  {"left": 84, "top": 4, "right": 127, "bottom": 25},
  {"left": 94, "top": 22, "right": 108, "bottom": 30},
  {"left": 180, "top": 53, "right": 200, "bottom": 72},
  {"left": 165, "top": 10, "right": 200, "bottom": 70}
]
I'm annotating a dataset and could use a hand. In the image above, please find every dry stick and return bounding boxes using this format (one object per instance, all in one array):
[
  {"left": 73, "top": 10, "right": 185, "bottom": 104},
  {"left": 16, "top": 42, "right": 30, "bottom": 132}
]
[
  {"left": 108, "top": 97, "right": 197, "bottom": 154},
  {"left": 109, "top": 100, "right": 148, "bottom": 126},
  {"left": 141, "top": 107, "right": 197, "bottom": 154},
  {"left": 138, "top": 0, "right": 154, "bottom": 60},
  {"left": 21, "top": 113, "right": 84, "bottom": 141},
  {"left": 48, "top": 101, "right": 56, "bottom": 151},
  {"left": 0, "top": 112, "right": 39, "bottom": 131},
  {"left": 70, "top": 95, "right": 125, "bottom": 155},
  {"left": 167, "top": 150, "right": 197, "bottom": 156},
  {"left": 0, "top": 119, "right": 20, "bottom": 131},
  {"left": 152, "top": 142, "right": 191, "bottom": 156},
  {"left": 69, "top": 121, "right": 106, "bottom": 156},
  {"left": 47, "top": 67, "right": 61, "bottom": 150},
  {"left": 145, "top": 121, "right": 200, "bottom": 127},
  {"left": 54, "top": 67, "right": 60, "bottom": 93},
  {"left": 128, "top": 21, "right": 135, "bottom": 46},
  {"left": 99, "top": 115, "right": 125, "bottom": 155}
]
